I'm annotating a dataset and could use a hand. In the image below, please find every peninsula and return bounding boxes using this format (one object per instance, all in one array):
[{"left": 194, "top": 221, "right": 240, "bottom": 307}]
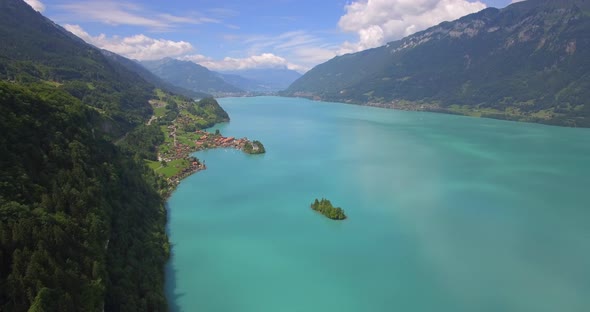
[
  {"left": 152, "top": 127, "right": 265, "bottom": 194},
  {"left": 142, "top": 92, "right": 266, "bottom": 196},
  {"left": 311, "top": 198, "right": 347, "bottom": 220}
]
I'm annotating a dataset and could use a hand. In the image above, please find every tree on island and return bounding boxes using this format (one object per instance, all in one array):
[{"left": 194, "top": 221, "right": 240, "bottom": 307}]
[
  {"left": 243, "top": 140, "right": 266, "bottom": 154},
  {"left": 311, "top": 198, "right": 347, "bottom": 220}
]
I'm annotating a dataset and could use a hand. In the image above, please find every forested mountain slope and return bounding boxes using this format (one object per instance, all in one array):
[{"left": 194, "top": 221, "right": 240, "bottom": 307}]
[
  {"left": 285, "top": 0, "right": 590, "bottom": 127},
  {"left": 0, "top": 0, "right": 228, "bottom": 311},
  {"left": 1, "top": 0, "right": 162, "bottom": 134},
  {"left": 0, "top": 82, "right": 169, "bottom": 311}
]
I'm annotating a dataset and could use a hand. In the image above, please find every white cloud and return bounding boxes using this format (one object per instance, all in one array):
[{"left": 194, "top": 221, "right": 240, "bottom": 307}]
[
  {"left": 61, "top": 0, "right": 491, "bottom": 72},
  {"left": 179, "top": 31, "right": 336, "bottom": 72},
  {"left": 59, "top": 1, "right": 219, "bottom": 30},
  {"left": 181, "top": 54, "right": 213, "bottom": 63},
  {"left": 236, "top": 31, "right": 340, "bottom": 71},
  {"left": 64, "top": 24, "right": 194, "bottom": 60},
  {"left": 192, "top": 1, "right": 489, "bottom": 71},
  {"left": 338, "top": 0, "right": 487, "bottom": 52},
  {"left": 24, "top": 0, "right": 45, "bottom": 12},
  {"left": 183, "top": 53, "right": 305, "bottom": 72},
  {"left": 511, "top": 0, "right": 525, "bottom": 3},
  {"left": 158, "top": 13, "right": 219, "bottom": 25},
  {"left": 64, "top": 24, "right": 309, "bottom": 73}
]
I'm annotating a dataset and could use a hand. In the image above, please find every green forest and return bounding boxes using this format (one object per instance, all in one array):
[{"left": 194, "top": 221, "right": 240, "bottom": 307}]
[
  {"left": 243, "top": 140, "right": 266, "bottom": 154},
  {"left": 0, "top": 0, "right": 232, "bottom": 310},
  {"left": 285, "top": 0, "right": 590, "bottom": 127},
  {"left": 0, "top": 82, "right": 169, "bottom": 311},
  {"left": 0, "top": 82, "right": 229, "bottom": 311}
]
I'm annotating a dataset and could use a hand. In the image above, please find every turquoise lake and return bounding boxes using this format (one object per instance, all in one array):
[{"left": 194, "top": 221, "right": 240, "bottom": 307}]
[{"left": 165, "top": 96, "right": 590, "bottom": 312}]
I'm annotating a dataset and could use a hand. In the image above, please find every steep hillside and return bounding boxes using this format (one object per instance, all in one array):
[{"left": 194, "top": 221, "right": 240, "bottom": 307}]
[
  {"left": 0, "top": 0, "right": 156, "bottom": 133},
  {"left": 285, "top": 0, "right": 590, "bottom": 127},
  {"left": 0, "top": 0, "right": 229, "bottom": 311},
  {"left": 0, "top": 81, "right": 170, "bottom": 311},
  {"left": 101, "top": 50, "right": 211, "bottom": 99},
  {"left": 141, "top": 58, "right": 244, "bottom": 95}
]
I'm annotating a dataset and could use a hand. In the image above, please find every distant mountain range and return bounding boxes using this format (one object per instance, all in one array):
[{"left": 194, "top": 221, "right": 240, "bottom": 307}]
[
  {"left": 140, "top": 58, "right": 302, "bottom": 94},
  {"left": 101, "top": 50, "right": 210, "bottom": 99},
  {"left": 285, "top": 0, "right": 590, "bottom": 127},
  {"left": 141, "top": 58, "right": 244, "bottom": 95},
  {"left": 219, "top": 68, "right": 302, "bottom": 92}
]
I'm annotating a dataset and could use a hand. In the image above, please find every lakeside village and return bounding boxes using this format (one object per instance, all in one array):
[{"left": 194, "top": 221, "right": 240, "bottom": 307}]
[{"left": 155, "top": 124, "right": 265, "bottom": 192}]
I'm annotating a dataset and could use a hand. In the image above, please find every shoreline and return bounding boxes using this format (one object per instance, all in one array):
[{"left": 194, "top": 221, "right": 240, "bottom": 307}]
[
  {"left": 283, "top": 94, "right": 584, "bottom": 128},
  {"left": 159, "top": 128, "right": 264, "bottom": 198}
]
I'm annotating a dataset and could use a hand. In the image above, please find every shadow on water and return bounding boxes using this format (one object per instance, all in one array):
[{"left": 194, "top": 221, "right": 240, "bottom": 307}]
[
  {"left": 165, "top": 203, "right": 185, "bottom": 312},
  {"left": 165, "top": 255, "right": 184, "bottom": 312},
  {"left": 163, "top": 185, "right": 245, "bottom": 312}
]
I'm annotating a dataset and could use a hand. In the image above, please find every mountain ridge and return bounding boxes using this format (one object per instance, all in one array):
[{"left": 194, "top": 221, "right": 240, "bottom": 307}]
[
  {"left": 285, "top": 0, "right": 590, "bottom": 127},
  {"left": 141, "top": 58, "right": 244, "bottom": 95},
  {"left": 0, "top": 0, "right": 158, "bottom": 132},
  {"left": 100, "top": 50, "right": 211, "bottom": 99}
]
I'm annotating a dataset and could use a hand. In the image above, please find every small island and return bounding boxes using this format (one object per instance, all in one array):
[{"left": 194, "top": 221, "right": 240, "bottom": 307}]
[
  {"left": 243, "top": 140, "right": 266, "bottom": 154},
  {"left": 311, "top": 198, "right": 347, "bottom": 220}
]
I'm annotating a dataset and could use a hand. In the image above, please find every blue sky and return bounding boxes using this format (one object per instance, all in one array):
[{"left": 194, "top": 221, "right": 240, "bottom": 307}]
[{"left": 25, "top": 0, "right": 520, "bottom": 72}]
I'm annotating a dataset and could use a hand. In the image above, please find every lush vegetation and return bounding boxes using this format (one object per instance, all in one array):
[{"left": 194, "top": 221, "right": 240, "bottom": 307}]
[
  {"left": 311, "top": 198, "right": 347, "bottom": 220},
  {"left": 0, "top": 82, "right": 169, "bottom": 311},
  {"left": 243, "top": 140, "right": 266, "bottom": 154},
  {"left": 285, "top": 0, "right": 590, "bottom": 127},
  {"left": 190, "top": 97, "right": 231, "bottom": 128},
  {"left": 0, "top": 1, "right": 232, "bottom": 311},
  {"left": 129, "top": 92, "right": 230, "bottom": 183},
  {"left": 119, "top": 124, "right": 166, "bottom": 161},
  {"left": 146, "top": 158, "right": 191, "bottom": 179},
  {"left": 0, "top": 0, "right": 157, "bottom": 134}
]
